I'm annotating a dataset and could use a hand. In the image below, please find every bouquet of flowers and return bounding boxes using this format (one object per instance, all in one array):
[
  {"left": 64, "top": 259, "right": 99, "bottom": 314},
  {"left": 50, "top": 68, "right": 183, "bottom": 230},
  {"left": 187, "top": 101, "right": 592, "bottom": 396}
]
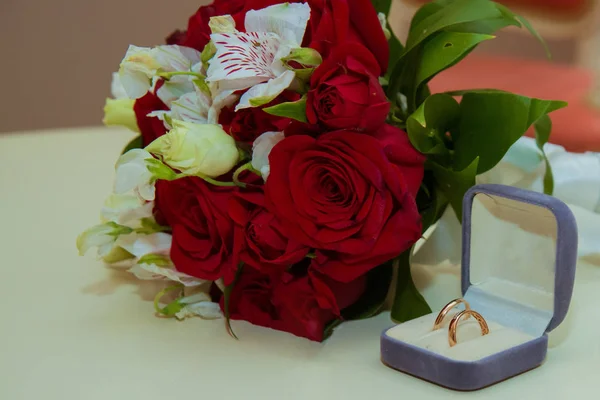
[{"left": 78, "top": 0, "right": 565, "bottom": 341}]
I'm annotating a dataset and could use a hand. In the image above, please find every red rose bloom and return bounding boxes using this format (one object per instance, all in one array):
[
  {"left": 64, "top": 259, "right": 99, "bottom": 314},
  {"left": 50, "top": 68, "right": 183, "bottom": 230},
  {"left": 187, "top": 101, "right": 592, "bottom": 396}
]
[
  {"left": 229, "top": 189, "right": 310, "bottom": 272},
  {"left": 306, "top": 0, "right": 389, "bottom": 73},
  {"left": 177, "top": 0, "right": 246, "bottom": 51},
  {"left": 219, "top": 92, "right": 298, "bottom": 143},
  {"left": 265, "top": 126, "right": 425, "bottom": 282},
  {"left": 134, "top": 90, "right": 168, "bottom": 147},
  {"left": 224, "top": 268, "right": 366, "bottom": 341},
  {"left": 307, "top": 43, "right": 390, "bottom": 132},
  {"left": 155, "top": 177, "right": 237, "bottom": 284}
]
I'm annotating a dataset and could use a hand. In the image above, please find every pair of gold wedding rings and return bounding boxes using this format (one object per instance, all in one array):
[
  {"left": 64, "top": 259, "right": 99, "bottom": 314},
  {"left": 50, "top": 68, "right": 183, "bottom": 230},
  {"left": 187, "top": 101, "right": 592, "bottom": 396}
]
[{"left": 433, "top": 298, "right": 490, "bottom": 347}]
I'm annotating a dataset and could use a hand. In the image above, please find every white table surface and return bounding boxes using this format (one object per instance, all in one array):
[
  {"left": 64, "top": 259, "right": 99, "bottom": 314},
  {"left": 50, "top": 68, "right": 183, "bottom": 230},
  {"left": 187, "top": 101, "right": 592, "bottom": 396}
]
[{"left": 1, "top": 127, "right": 600, "bottom": 399}]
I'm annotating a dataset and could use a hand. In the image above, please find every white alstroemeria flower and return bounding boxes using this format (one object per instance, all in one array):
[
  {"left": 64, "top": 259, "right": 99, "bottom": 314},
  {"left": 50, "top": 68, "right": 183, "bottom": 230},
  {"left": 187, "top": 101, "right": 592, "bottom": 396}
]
[
  {"left": 76, "top": 222, "right": 133, "bottom": 257},
  {"left": 252, "top": 131, "right": 285, "bottom": 181},
  {"left": 119, "top": 45, "right": 201, "bottom": 99},
  {"left": 114, "top": 149, "right": 157, "bottom": 201},
  {"left": 111, "top": 72, "right": 129, "bottom": 99},
  {"left": 148, "top": 84, "right": 215, "bottom": 129},
  {"left": 146, "top": 120, "right": 239, "bottom": 177},
  {"left": 206, "top": 3, "right": 311, "bottom": 111},
  {"left": 100, "top": 193, "right": 153, "bottom": 226},
  {"left": 175, "top": 292, "right": 222, "bottom": 320},
  {"left": 129, "top": 261, "right": 205, "bottom": 287},
  {"left": 117, "top": 232, "right": 172, "bottom": 259}
]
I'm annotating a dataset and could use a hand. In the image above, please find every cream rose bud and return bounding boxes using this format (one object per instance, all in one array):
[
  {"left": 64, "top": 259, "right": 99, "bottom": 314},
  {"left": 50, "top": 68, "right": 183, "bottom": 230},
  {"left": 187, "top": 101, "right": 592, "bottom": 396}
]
[
  {"left": 146, "top": 120, "right": 240, "bottom": 178},
  {"left": 251, "top": 131, "right": 285, "bottom": 181},
  {"left": 103, "top": 98, "right": 139, "bottom": 132}
]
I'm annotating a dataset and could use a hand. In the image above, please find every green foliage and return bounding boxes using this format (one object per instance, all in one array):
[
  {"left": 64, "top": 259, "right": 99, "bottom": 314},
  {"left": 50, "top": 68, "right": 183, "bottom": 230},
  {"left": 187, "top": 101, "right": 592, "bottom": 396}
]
[
  {"left": 263, "top": 96, "right": 308, "bottom": 123},
  {"left": 390, "top": 250, "right": 432, "bottom": 323}
]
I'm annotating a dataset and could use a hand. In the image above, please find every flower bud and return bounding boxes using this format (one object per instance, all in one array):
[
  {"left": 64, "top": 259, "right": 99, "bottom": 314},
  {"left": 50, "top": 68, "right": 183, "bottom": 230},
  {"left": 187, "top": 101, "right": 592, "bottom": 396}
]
[
  {"left": 209, "top": 15, "right": 237, "bottom": 34},
  {"left": 146, "top": 120, "right": 239, "bottom": 178},
  {"left": 103, "top": 98, "right": 139, "bottom": 132}
]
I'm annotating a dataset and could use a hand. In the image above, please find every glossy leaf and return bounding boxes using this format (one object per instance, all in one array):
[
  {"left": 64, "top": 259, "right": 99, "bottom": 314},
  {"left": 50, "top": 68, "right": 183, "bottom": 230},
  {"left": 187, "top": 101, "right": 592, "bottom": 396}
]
[
  {"left": 371, "top": 0, "right": 392, "bottom": 15},
  {"left": 453, "top": 91, "right": 567, "bottom": 174},
  {"left": 416, "top": 32, "right": 494, "bottom": 88},
  {"left": 407, "top": 93, "right": 459, "bottom": 155},
  {"left": 428, "top": 157, "right": 479, "bottom": 219},
  {"left": 263, "top": 95, "right": 307, "bottom": 123},
  {"left": 390, "top": 250, "right": 432, "bottom": 323},
  {"left": 496, "top": 4, "right": 550, "bottom": 58},
  {"left": 405, "top": 0, "right": 502, "bottom": 53},
  {"left": 534, "top": 114, "right": 555, "bottom": 195}
]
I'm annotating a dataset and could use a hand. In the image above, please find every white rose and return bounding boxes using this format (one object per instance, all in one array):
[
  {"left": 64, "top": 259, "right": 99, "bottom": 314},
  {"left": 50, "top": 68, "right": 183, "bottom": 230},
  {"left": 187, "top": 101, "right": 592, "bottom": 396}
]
[{"left": 146, "top": 120, "right": 239, "bottom": 178}]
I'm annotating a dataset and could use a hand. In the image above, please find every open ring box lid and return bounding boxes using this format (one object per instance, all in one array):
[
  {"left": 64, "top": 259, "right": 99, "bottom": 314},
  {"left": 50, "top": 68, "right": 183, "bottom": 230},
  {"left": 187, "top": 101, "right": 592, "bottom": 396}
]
[{"left": 380, "top": 184, "right": 578, "bottom": 391}]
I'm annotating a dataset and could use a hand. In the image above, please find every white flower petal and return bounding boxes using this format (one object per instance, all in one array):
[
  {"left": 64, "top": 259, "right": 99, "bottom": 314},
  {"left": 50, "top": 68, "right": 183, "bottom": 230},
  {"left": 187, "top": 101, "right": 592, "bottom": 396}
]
[
  {"left": 207, "top": 89, "right": 238, "bottom": 124},
  {"left": 114, "top": 149, "right": 155, "bottom": 200},
  {"left": 128, "top": 262, "right": 205, "bottom": 287},
  {"left": 117, "top": 232, "right": 172, "bottom": 258},
  {"left": 252, "top": 131, "right": 285, "bottom": 181},
  {"left": 207, "top": 32, "right": 281, "bottom": 90},
  {"left": 171, "top": 90, "right": 211, "bottom": 124},
  {"left": 235, "top": 70, "right": 295, "bottom": 111},
  {"left": 176, "top": 301, "right": 222, "bottom": 320},
  {"left": 154, "top": 45, "right": 201, "bottom": 72},
  {"left": 100, "top": 194, "right": 144, "bottom": 223},
  {"left": 245, "top": 3, "right": 311, "bottom": 48},
  {"left": 77, "top": 224, "right": 115, "bottom": 256},
  {"left": 111, "top": 72, "right": 129, "bottom": 99}
]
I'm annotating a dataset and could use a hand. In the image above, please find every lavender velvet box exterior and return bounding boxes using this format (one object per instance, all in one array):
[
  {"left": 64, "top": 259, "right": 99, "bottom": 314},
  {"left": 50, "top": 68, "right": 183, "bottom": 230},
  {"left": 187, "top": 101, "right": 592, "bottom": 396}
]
[{"left": 380, "top": 184, "right": 578, "bottom": 391}]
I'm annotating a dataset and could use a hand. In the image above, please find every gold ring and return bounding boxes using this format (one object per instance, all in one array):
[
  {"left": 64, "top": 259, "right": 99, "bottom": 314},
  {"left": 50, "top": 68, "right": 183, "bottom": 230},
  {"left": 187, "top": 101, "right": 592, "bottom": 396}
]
[
  {"left": 433, "top": 298, "right": 470, "bottom": 330},
  {"left": 448, "top": 310, "right": 490, "bottom": 347}
]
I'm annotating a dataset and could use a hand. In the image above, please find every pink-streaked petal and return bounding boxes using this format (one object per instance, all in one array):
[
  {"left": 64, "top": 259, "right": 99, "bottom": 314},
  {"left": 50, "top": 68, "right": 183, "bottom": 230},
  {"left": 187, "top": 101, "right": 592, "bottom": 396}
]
[{"left": 207, "top": 32, "right": 280, "bottom": 89}]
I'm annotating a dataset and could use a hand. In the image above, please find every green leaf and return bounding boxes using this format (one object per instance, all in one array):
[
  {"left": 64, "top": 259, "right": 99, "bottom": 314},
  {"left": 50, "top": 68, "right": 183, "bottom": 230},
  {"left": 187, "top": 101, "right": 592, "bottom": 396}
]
[
  {"left": 371, "top": 0, "right": 392, "bottom": 15},
  {"left": 428, "top": 157, "right": 479, "bottom": 220},
  {"left": 341, "top": 263, "right": 394, "bottom": 321},
  {"left": 416, "top": 32, "right": 494, "bottom": 88},
  {"left": 390, "top": 250, "right": 432, "bottom": 323},
  {"left": 122, "top": 136, "right": 142, "bottom": 154},
  {"left": 534, "top": 114, "right": 555, "bottom": 195},
  {"left": 263, "top": 95, "right": 308, "bottom": 123},
  {"left": 453, "top": 91, "right": 567, "bottom": 174},
  {"left": 224, "top": 263, "right": 244, "bottom": 339},
  {"left": 405, "top": 0, "right": 502, "bottom": 53},
  {"left": 495, "top": 4, "right": 550, "bottom": 58},
  {"left": 407, "top": 93, "right": 460, "bottom": 155},
  {"left": 418, "top": 176, "right": 450, "bottom": 234}
]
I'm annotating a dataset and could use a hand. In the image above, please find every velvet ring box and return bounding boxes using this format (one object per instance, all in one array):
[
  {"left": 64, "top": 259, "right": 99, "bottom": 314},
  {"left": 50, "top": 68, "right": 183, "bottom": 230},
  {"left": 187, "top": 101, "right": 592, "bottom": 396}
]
[{"left": 380, "top": 184, "right": 578, "bottom": 391}]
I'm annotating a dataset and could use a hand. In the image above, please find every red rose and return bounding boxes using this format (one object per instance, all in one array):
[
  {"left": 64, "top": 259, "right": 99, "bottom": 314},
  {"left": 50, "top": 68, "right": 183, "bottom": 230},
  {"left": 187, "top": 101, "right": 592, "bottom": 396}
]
[
  {"left": 306, "top": 0, "right": 389, "bottom": 73},
  {"left": 265, "top": 126, "right": 424, "bottom": 282},
  {"left": 307, "top": 43, "right": 390, "bottom": 132},
  {"left": 134, "top": 90, "right": 168, "bottom": 147},
  {"left": 229, "top": 189, "right": 310, "bottom": 272},
  {"left": 177, "top": 0, "right": 247, "bottom": 51},
  {"left": 154, "top": 177, "right": 237, "bottom": 284},
  {"left": 219, "top": 92, "right": 298, "bottom": 143},
  {"left": 224, "top": 268, "right": 366, "bottom": 341}
]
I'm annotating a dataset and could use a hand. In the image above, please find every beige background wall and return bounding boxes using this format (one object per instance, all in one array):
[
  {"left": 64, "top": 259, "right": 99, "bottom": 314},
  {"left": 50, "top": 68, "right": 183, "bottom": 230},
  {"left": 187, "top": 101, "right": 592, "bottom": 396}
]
[
  {"left": 0, "top": 0, "right": 210, "bottom": 133},
  {"left": 0, "top": 0, "right": 590, "bottom": 133}
]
